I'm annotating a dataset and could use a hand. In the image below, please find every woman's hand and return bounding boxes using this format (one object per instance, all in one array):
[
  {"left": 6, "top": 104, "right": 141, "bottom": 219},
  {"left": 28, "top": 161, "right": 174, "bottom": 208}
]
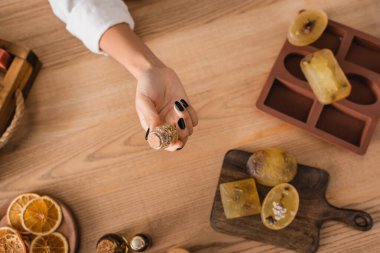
[
  {"left": 100, "top": 23, "right": 198, "bottom": 151},
  {"left": 136, "top": 66, "right": 198, "bottom": 151}
]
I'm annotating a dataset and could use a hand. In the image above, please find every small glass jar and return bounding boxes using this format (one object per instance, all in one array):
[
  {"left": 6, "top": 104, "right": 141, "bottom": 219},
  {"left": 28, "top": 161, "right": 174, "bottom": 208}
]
[
  {"left": 96, "top": 234, "right": 129, "bottom": 253},
  {"left": 96, "top": 233, "right": 151, "bottom": 253},
  {"left": 130, "top": 234, "right": 151, "bottom": 252}
]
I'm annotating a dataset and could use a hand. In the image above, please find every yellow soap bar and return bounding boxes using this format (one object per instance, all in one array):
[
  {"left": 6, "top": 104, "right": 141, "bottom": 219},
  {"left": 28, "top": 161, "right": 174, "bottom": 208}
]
[
  {"left": 247, "top": 148, "right": 297, "bottom": 187},
  {"left": 261, "top": 183, "right": 299, "bottom": 230},
  {"left": 301, "top": 49, "right": 351, "bottom": 104},
  {"left": 220, "top": 178, "right": 261, "bottom": 219}
]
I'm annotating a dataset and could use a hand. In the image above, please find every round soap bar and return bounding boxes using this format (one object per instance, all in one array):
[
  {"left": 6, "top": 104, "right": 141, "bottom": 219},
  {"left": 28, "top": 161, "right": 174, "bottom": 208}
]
[{"left": 246, "top": 148, "right": 297, "bottom": 187}]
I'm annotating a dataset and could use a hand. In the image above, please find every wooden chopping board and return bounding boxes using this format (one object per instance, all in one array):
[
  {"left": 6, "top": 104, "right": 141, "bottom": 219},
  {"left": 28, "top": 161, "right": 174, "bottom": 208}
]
[
  {"left": 210, "top": 150, "right": 373, "bottom": 253},
  {"left": 0, "top": 195, "right": 79, "bottom": 253},
  {"left": 0, "top": 39, "right": 41, "bottom": 140}
]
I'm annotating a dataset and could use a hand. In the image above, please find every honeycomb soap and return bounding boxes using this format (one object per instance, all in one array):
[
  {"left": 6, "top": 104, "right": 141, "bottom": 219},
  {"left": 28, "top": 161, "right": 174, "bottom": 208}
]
[
  {"left": 301, "top": 49, "right": 352, "bottom": 104},
  {"left": 246, "top": 148, "right": 297, "bottom": 187},
  {"left": 219, "top": 179, "right": 261, "bottom": 219}
]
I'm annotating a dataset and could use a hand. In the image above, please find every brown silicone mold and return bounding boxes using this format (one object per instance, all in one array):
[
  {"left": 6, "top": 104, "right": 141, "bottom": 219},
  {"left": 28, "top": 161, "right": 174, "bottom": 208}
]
[{"left": 257, "top": 20, "right": 380, "bottom": 155}]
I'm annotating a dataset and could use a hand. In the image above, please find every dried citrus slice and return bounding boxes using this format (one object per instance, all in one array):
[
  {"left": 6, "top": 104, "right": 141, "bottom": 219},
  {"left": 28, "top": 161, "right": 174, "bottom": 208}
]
[
  {"left": 6, "top": 193, "right": 40, "bottom": 233},
  {"left": 0, "top": 226, "right": 19, "bottom": 236},
  {"left": 30, "top": 232, "right": 68, "bottom": 253},
  {"left": 261, "top": 183, "right": 299, "bottom": 230},
  {"left": 21, "top": 196, "right": 62, "bottom": 235},
  {"left": 0, "top": 226, "right": 27, "bottom": 253}
]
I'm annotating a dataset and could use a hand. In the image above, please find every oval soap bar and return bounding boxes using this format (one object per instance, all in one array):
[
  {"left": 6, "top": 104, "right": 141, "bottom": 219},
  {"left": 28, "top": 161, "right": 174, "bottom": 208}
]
[{"left": 261, "top": 183, "right": 299, "bottom": 230}]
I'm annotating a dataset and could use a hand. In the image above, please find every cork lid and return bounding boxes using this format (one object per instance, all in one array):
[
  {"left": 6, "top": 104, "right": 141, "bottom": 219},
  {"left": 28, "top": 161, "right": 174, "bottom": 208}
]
[
  {"left": 96, "top": 239, "right": 118, "bottom": 253},
  {"left": 147, "top": 132, "right": 162, "bottom": 149},
  {"left": 96, "top": 234, "right": 128, "bottom": 253}
]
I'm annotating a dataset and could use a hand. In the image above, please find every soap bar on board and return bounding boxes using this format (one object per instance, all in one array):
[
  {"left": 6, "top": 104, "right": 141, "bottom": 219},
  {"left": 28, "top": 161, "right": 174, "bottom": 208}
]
[{"left": 220, "top": 178, "right": 261, "bottom": 219}]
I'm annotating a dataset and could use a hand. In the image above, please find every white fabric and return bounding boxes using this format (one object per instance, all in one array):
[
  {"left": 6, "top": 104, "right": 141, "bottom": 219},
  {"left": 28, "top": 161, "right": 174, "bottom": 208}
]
[{"left": 49, "top": 0, "right": 135, "bottom": 54}]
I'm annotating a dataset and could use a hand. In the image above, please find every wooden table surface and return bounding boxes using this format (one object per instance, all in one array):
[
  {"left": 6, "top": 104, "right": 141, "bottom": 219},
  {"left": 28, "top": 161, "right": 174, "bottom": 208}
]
[{"left": 0, "top": 0, "right": 379, "bottom": 252}]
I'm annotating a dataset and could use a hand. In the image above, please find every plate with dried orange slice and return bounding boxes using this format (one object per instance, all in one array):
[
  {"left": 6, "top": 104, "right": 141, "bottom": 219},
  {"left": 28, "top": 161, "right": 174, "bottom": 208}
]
[{"left": 0, "top": 193, "right": 79, "bottom": 253}]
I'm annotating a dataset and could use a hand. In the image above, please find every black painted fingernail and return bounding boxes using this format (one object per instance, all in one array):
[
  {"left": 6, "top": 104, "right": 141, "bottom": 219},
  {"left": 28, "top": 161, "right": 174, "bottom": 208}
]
[
  {"left": 178, "top": 118, "right": 186, "bottom": 129},
  {"left": 180, "top": 99, "right": 189, "bottom": 108},
  {"left": 175, "top": 101, "right": 184, "bottom": 112},
  {"left": 145, "top": 128, "right": 150, "bottom": 140},
  {"left": 177, "top": 147, "right": 183, "bottom": 151}
]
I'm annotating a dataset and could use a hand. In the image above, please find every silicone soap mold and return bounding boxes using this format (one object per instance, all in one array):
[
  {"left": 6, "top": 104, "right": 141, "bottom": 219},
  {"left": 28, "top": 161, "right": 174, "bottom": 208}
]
[{"left": 256, "top": 20, "right": 380, "bottom": 154}]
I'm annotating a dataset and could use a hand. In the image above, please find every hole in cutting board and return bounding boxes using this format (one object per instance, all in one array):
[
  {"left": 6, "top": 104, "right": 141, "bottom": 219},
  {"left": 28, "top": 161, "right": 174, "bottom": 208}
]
[
  {"left": 316, "top": 105, "right": 366, "bottom": 146},
  {"left": 346, "top": 74, "right": 377, "bottom": 105},
  {"left": 311, "top": 25, "right": 343, "bottom": 54},
  {"left": 264, "top": 79, "right": 313, "bottom": 122},
  {"left": 284, "top": 53, "right": 307, "bottom": 81},
  {"left": 346, "top": 37, "right": 380, "bottom": 74},
  {"left": 354, "top": 215, "right": 369, "bottom": 228}
]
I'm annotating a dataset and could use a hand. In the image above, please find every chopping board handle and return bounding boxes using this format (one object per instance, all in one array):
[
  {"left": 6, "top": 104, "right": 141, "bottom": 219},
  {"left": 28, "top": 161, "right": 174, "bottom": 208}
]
[{"left": 325, "top": 204, "right": 373, "bottom": 231}]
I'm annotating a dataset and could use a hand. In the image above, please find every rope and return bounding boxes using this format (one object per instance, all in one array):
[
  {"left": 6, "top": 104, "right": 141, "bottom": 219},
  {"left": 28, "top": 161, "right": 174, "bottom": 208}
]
[{"left": 0, "top": 89, "right": 24, "bottom": 149}]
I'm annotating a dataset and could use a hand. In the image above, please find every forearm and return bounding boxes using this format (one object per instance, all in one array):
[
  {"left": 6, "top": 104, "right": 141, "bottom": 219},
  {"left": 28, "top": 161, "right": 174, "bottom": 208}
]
[
  {"left": 99, "top": 23, "right": 165, "bottom": 79},
  {"left": 49, "top": 0, "right": 135, "bottom": 54}
]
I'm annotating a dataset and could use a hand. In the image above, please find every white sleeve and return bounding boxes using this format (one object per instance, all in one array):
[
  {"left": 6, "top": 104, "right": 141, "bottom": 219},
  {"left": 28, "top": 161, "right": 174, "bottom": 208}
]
[{"left": 48, "top": 0, "right": 135, "bottom": 54}]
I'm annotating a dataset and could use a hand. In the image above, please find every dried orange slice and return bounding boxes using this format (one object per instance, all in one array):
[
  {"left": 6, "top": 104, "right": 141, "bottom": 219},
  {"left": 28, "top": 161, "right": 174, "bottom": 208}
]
[
  {"left": 30, "top": 232, "right": 68, "bottom": 253},
  {"left": 6, "top": 193, "right": 40, "bottom": 233},
  {"left": 21, "top": 196, "right": 62, "bottom": 235},
  {"left": 0, "top": 226, "right": 18, "bottom": 236},
  {"left": 0, "top": 226, "right": 27, "bottom": 253}
]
